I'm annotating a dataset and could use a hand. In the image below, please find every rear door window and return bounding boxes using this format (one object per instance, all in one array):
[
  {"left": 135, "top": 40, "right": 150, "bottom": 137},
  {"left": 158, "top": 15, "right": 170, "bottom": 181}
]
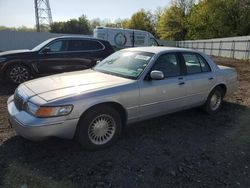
[
  {"left": 183, "top": 53, "right": 202, "bottom": 74},
  {"left": 182, "top": 53, "right": 211, "bottom": 74},
  {"left": 68, "top": 40, "right": 104, "bottom": 51},
  {"left": 198, "top": 55, "right": 211, "bottom": 72}
]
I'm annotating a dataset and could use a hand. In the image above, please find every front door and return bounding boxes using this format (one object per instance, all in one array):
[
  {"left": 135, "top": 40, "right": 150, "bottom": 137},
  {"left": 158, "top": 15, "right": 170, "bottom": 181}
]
[
  {"left": 139, "top": 53, "right": 187, "bottom": 119},
  {"left": 37, "top": 39, "right": 69, "bottom": 75}
]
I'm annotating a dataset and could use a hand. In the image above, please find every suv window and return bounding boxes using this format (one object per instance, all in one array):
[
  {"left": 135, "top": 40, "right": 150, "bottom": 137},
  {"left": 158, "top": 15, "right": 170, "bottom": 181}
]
[
  {"left": 48, "top": 41, "right": 63, "bottom": 52},
  {"left": 68, "top": 40, "right": 103, "bottom": 51},
  {"left": 153, "top": 53, "right": 180, "bottom": 77},
  {"left": 183, "top": 53, "right": 202, "bottom": 74}
]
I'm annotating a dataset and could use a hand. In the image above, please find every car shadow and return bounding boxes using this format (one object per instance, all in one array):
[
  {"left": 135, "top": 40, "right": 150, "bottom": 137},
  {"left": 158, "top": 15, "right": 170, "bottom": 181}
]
[
  {"left": 0, "top": 80, "right": 16, "bottom": 95},
  {"left": 0, "top": 99, "right": 250, "bottom": 187}
]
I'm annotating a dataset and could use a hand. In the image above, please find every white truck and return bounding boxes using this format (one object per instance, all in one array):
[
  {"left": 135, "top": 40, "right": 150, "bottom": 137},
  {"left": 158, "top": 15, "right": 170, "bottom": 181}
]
[{"left": 93, "top": 27, "right": 159, "bottom": 49}]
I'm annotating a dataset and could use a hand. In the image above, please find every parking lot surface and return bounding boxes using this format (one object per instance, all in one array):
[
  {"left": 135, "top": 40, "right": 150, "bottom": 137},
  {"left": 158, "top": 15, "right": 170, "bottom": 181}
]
[{"left": 0, "top": 57, "right": 249, "bottom": 187}]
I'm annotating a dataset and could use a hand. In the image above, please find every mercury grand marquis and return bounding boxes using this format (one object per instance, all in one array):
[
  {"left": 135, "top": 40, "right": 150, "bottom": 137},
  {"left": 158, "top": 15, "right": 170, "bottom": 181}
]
[{"left": 7, "top": 47, "right": 239, "bottom": 150}]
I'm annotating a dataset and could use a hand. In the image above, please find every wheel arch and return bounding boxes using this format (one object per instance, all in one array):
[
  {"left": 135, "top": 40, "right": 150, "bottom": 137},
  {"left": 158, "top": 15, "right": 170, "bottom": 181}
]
[
  {"left": 3, "top": 61, "right": 36, "bottom": 77},
  {"left": 210, "top": 83, "right": 227, "bottom": 97},
  {"left": 78, "top": 101, "right": 128, "bottom": 127}
]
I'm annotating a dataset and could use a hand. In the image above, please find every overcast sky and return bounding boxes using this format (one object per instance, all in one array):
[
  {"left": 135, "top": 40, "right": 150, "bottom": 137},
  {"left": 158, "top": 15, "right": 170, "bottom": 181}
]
[{"left": 0, "top": 0, "right": 171, "bottom": 28}]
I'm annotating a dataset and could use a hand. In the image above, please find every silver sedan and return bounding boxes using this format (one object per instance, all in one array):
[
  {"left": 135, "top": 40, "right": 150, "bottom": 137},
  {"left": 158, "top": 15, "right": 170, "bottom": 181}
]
[{"left": 7, "top": 47, "right": 239, "bottom": 150}]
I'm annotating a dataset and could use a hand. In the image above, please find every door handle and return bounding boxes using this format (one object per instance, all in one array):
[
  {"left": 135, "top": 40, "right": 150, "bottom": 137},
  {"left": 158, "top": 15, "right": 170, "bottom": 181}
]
[
  {"left": 178, "top": 82, "right": 185, "bottom": 85},
  {"left": 209, "top": 77, "right": 214, "bottom": 80}
]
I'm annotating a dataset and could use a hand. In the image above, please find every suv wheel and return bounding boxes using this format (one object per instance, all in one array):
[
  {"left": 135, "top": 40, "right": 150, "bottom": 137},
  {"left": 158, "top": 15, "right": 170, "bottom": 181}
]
[{"left": 6, "top": 64, "right": 31, "bottom": 84}]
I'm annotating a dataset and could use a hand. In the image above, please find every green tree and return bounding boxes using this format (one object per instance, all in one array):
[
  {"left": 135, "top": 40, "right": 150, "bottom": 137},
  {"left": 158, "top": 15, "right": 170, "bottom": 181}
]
[
  {"left": 224, "top": 0, "right": 250, "bottom": 36},
  {"left": 172, "top": 0, "right": 194, "bottom": 15},
  {"left": 50, "top": 15, "right": 91, "bottom": 34},
  {"left": 186, "top": 0, "right": 250, "bottom": 39},
  {"left": 156, "top": 0, "right": 194, "bottom": 40},
  {"left": 157, "top": 5, "right": 186, "bottom": 40},
  {"left": 123, "top": 9, "right": 156, "bottom": 36},
  {"left": 50, "top": 22, "right": 64, "bottom": 33},
  {"left": 121, "top": 19, "right": 130, "bottom": 28},
  {"left": 186, "top": 0, "right": 231, "bottom": 39}
]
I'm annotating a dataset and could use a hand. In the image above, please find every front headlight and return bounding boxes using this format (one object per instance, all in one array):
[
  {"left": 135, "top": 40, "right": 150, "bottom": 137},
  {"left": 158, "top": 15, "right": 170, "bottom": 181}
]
[
  {"left": 26, "top": 102, "right": 73, "bottom": 118},
  {"left": 0, "top": 57, "right": 7, "bottom": 63}
]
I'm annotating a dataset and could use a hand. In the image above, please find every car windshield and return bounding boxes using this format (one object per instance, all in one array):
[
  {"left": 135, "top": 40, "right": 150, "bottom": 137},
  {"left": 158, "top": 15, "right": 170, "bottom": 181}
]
[
  {"left": 31, "top": 38, "right": 55, "bottom": 51},
  {"left": 94, "top": 51, "right": 154, "bottom": 79}
]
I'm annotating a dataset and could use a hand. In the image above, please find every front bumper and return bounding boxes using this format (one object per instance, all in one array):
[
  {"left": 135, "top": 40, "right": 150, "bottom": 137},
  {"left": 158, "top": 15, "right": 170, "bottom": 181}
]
[{"left": 7, "top": 95, "right": 79, "bottom": 141}]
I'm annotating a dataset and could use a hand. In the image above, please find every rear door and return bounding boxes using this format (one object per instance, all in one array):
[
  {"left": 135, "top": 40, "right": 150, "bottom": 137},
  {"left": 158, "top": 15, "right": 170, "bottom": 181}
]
[
  {"left": 181, "top": 52, "right": 216, "bottom": 106},
  {"left": 65, "top": 39, "right": 105, "bottom": 70}
]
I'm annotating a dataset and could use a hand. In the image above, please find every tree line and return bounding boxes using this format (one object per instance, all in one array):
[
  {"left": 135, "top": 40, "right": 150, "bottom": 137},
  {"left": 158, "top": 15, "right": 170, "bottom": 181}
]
[{"left": 1, "top": 0, "right": 249, "bottom": 41}]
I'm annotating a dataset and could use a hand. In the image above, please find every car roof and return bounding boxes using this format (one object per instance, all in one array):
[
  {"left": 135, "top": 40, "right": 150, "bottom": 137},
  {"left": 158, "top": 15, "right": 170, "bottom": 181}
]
[
  {"left": 122, "top": 46, "right": 198, "bottom": 54},
  {"left": 51, "top": 36, "right": 108, "bottom": 42}
]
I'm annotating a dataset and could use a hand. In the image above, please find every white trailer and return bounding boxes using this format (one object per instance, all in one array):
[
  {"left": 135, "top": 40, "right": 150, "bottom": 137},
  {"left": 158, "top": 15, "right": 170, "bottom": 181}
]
[{"left": 93, "top": 27, "right": 159, "bottom": 49}]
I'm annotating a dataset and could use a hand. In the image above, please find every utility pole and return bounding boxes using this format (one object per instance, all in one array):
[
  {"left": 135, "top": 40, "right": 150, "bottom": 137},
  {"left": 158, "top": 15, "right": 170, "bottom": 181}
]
[{"left": 34, "top": 0, "right": 53, "bottom": 32}]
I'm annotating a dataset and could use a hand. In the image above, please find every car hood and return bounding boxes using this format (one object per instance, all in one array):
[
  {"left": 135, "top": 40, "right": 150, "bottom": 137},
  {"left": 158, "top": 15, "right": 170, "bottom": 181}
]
[
  {"left": 0, "top": 49, "right": 31, "bottom": 56},
  {"left": 24, "top": 69, "right": 133, "bottom": 102}
]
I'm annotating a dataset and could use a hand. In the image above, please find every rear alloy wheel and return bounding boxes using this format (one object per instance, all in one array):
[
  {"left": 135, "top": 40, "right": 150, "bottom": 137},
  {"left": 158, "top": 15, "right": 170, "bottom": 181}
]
[
  {"left": 6, "top": 64, "right": 31, "bottom": 84},
  {"left": 76, "top": 106, "right": 122, "bottom": 150},
  {"left": 204, "top": 87, "right": 224, "bottom": 114}
]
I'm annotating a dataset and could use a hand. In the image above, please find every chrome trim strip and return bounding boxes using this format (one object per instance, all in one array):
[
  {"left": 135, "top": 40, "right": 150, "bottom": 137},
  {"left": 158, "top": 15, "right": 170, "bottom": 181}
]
[{"left": 126, "top": 106, "right": 139, "bottom": 110}]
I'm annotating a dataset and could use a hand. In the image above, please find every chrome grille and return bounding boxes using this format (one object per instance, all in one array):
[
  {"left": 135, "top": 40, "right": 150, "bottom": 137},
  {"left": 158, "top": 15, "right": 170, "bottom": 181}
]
[{"left": 14, "top": 92, "right": 26, "bottom": 111}]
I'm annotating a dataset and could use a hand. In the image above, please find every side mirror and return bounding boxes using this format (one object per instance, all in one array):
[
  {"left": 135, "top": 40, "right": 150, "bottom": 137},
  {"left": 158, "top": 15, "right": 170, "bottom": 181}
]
[
  {"left": 150, "top": 70, "right": 164, "bottom": 80},
  {"left": 41, "top": 47, "right": 51, "bottom": 54}
]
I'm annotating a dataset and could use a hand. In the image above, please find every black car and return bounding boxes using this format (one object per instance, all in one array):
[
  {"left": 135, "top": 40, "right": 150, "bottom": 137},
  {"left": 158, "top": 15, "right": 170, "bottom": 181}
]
[{"left": 0, "top": 36, "right": 114, "bottom": 84}]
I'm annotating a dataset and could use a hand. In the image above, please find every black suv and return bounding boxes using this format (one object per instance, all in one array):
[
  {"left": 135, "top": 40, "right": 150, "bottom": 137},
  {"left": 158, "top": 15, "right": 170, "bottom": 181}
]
[{"left": 0, "top": 36, "right": 114, "bottom": 84}]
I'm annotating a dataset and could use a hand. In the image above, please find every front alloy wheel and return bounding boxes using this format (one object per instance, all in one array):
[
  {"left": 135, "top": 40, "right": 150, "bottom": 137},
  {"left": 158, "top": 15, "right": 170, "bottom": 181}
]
[
  {"left": 76, "top": 105, "right": 122, "bottom": 150},
  {"left": 88, "top": 114, "right": 116, "bottom": 145}
]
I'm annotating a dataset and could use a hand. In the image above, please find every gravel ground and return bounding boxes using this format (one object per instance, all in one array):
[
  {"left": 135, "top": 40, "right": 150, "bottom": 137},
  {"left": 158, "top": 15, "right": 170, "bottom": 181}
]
[{"left": 0, "top": 57, "right": 249, "bottom": 188}]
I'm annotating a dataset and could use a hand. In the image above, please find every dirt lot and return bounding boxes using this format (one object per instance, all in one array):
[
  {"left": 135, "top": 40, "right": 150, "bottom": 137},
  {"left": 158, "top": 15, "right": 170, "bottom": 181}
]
[{"left": 0, "top": 57, "right": 250, "bottom": 188}]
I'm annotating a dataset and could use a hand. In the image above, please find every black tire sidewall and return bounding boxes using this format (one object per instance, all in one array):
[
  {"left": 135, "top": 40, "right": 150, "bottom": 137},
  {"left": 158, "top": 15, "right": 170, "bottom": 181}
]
[
  {"left": 205, "top": 87, "right": 223, "bottom": 114},
  {"left": 76, "top": 105, "right": 122, "bottom": 150}
]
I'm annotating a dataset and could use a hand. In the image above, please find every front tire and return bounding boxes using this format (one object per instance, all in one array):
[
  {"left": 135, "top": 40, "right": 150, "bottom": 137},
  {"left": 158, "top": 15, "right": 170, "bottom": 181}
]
[
  {"left": 204, "top": 87, "right": 224, "bottom": 114},
  {"left": 5, "top": 64, "right": 31, "bottom": 84},
  {"left": 76, "top": 105, "right": 122, "bottom": 150}
]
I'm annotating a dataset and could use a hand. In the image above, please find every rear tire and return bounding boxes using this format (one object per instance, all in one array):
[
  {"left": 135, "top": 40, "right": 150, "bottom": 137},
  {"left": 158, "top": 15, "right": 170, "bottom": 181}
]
[
  {"left": 76, "top": 105, "right": 122, "bottom": 150},
  {"left": 5, "top": 64, "right": 31, "bottom": 84},
  {"left": 204, "top": 87, "right": 224, "bottom": 114}
]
